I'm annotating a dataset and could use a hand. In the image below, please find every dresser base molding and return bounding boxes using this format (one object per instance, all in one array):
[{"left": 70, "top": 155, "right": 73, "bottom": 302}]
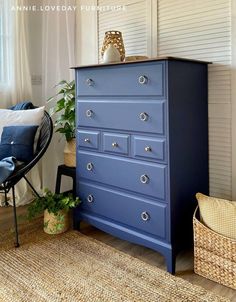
[{"left": 74, "top": 211, "right": 176, "bottom": 274}]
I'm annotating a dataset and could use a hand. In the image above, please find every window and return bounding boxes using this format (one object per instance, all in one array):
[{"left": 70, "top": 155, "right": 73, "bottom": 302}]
[{"left": 0, "top": 0, "right": 13, "bottom": 88}]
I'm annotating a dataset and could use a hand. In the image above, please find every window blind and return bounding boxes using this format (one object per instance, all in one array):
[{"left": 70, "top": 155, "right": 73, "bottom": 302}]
[{"left": 157, "top": 0, "right": 232, "bottom": 199}]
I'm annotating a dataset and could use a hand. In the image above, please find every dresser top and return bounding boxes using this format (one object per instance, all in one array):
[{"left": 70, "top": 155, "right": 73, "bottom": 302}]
[{"left": 72, "top": 56, "right": 210, "bottom": 69}]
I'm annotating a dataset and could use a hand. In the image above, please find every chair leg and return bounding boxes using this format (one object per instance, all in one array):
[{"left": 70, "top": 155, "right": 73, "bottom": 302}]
[
  {"left": 23, "top": 176, "right": 40, "bottom": 198},
  {"left": 4, "top": 190, "right": 9, "bottom": 207},
  {"left": 12, "top": 186, "right": 19, "bottom": 247}
]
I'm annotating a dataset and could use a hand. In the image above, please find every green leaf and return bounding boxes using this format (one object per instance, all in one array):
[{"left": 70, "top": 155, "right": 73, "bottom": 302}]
[{"left": 47, "top": 79, "right": 76, "bottom": 141}]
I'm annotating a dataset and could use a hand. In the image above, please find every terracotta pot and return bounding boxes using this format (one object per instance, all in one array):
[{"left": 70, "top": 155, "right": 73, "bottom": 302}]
[
  {"left": 64, "top": 138, "right": 76, "bottom": 167},
  {"left": 44, "top": 209, "right": 70, "bottom": 234}
]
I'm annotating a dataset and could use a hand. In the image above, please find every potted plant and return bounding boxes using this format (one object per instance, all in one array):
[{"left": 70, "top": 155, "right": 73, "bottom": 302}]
[
  {"left": 27, "top": 189, "right": 80, "bottom": 234},
  {"left": 48, "top": 79, "right": 76, "bottom": 167}
]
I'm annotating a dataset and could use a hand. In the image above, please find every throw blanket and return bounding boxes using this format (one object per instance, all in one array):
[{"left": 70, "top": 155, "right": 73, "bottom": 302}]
[
  {"left": 0, "top": 157, "right": 16, "bottom": 184},
  {"left": 9, "top": 101, "right": 34, "bottom": 110}
]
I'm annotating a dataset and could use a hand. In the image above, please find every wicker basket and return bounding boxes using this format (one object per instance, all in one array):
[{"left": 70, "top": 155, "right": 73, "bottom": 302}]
[
  {"left": 44, "top": 209, "right": 70, "bottom": 235},
  {"left": 193, "top": 207, "right": 236, "bottom": 290},
  {"left": 64, "top": 139, "right": 76, "bottom": 167},
  {"left": 101, "top": 30, "right": 125, "bottom": 61}
]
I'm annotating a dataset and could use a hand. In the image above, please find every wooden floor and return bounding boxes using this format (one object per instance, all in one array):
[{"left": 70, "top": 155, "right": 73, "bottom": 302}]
[{"left": 1, "top": 205, "right": 235, "bottom": 301}]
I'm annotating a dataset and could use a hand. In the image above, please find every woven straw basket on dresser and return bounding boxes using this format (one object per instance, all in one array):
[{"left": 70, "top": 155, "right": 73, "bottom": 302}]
[{"left": 193, "top": 207, "right": 236, "bottom": 290}]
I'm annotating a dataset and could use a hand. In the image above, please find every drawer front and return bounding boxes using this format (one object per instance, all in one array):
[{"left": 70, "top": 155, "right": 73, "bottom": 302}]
[
  {"left": 77, "top": 130, "right": 99, "bottom": 150},
  {"left": 79, "top": 182, "right": 167, "bottom": 239},
  {"left": 76, "top": 62, "right": 165, "bottom": 96},
  {"left": 132, "top": 136, "right": 166, "bottom": 161},
  {"left": 77, "top": 100, "right": 165, "bottom": 135},
  {"left": 103, "top": 132, "right": 129, "bottom": 155},
  {"left": 78, "top": 151, "right": 166, "bottom": 200}
]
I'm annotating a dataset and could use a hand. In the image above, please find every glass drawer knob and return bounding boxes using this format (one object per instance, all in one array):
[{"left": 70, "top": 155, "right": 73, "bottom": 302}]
[
  {"left": 112, "top": 142, "right": 118, "bottom": 148},
  {"left": 87, "top": 194, "right": 94, "bottom": 203},
  {"left": 138, "top": 75, "right": 148, "bottom": 85},
  {"left": 141, "top": 211, "right": 150, "bottom": 221},
  {"left": 86, "top": 78, "right": 94, "bottom": 86},
  {"left": 140, "top": 174, "right": 149, "bottom": 184},
  {"left": 84, "top": 138, "right": 90, "bottom": 143},
  {"left": 86, "top": 162, "right": 93, "bottom": 171},
  {"left": 144, "top": 146, "right": 152, "bottom": 152},
  {"left": 86, "top": 109, "right": 93, "bottom": 117},
  {"left": 139, "top": 112, "right": 149, "bottom": 121}
]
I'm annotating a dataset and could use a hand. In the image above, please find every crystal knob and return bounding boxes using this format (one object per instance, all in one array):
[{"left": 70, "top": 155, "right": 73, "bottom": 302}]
[
  {"left": 138, "top": 75, "right": 148, "bottom": 85},
  {"left": 87, "top": 194, "right": 94, "bottom": 203},
  {"left": 140, "top": 174, "right": 149, "bottom": 184},
  {"left": 141, "top": 211, "right": 150, "bottom": 221},
  {"left": 139, "top": 112, "right": 149, "bottom": 121},
  {"left": 86, "top": 162, "right": 93, "bottom": 171},
  {"left": 144, "top": 146, "right": 152, "bottom": 152},
  {"left": 84, "top": 138, "right": 90, "bottom": 143},
  {"left": 112, "top": 142, "right": 118, "bottom": 148},
  {"left": 86, "top": 109, "right": 93, "bottom": 117},
  {"left": 86, "top": 78, "right": 94, "bottom": 86}
]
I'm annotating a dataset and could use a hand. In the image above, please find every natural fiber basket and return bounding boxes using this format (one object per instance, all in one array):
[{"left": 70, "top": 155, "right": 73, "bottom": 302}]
[
  {"left": 44, "top": 209, "right": 70, "bottom": 235},
  {"left": 101, "top": 30, "right": 125, "bottom": 61},
  {"left": 193, "top": 207, "right": 236, "bottom": 290},
  {"left": 64, "top": 138, "right": 76, "bottom": 167}
]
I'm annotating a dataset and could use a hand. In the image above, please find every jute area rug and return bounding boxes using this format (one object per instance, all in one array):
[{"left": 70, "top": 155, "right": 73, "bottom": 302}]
[{"left": 0, "top": 223, "right": 229, "bottom": 302}]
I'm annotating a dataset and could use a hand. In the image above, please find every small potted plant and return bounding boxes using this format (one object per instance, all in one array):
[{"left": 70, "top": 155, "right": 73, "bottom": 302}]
[
  {"left": 48, "top": 80, "right": 76, "bottom": 167},
  {"left": 27, "top": 189, "right": 80, "bottom": 234}
]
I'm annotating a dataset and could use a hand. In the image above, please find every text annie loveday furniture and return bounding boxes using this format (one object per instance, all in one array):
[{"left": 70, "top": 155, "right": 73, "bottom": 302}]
[{"left": 73, "top": 57, "right": 209, "bottom": 273}]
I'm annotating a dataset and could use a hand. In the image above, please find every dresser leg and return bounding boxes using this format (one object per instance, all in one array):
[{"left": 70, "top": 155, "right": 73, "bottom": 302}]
[
  {"left": 166, "top": 252, "right": 176, "bottom": 274},
  {"left": 72, "top": 209, "right": 81, "bottom": 230},
  {"left": 73, "top": 219, "right": 81, "bottom": 231}
]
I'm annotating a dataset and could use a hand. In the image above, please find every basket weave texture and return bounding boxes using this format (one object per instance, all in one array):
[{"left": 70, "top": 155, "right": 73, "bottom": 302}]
[
  {"left": 64, "top": 139, "right": 76, "bottom": 167},
  {"left": 193, "top": 207, "right": 236, "bottom": 290},
  {"left": 101, "top": 30, "right": 125, "bottom": 61}
]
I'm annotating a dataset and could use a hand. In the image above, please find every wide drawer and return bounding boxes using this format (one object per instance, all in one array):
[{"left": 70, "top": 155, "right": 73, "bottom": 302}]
[
  {"left": 132, "top": 136, "right": 166, "bottom": 161},
  {"left": 103, "top": 132, "right": 129, "bottom": 155},
  {"left": 76, "top": 62, "right": 165, "bottom": 96},
  {"left": 77, "top": 151, "right": 166, "bottom": 200},
  {"left": 79, "top": 182, "right": 167, "bottom": 239},
  {"left": 77, "top": 100, "right": 165, "bottom": 135},
  {"left": 77, "top": 130, "right": 99, "bottom": 150}
]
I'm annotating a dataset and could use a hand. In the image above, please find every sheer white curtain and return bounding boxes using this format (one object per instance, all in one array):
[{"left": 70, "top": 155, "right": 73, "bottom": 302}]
[
  {"left": 0, "top": 0, "right": 14, "bottom": 107},
  {"left": 0, "top": 0, "right": 32, "bottom": 106},
  {"left": 0, "top": 0, "right": 41, "bottom": 205},
  {"left": 42, "top": 0, "right": 76, "bottom": 192}
]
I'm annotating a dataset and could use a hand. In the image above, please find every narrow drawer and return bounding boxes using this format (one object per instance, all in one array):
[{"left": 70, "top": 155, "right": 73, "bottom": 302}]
[
  {"left": 103, "top": 132, "right": 129, "bottom": 155},
  {"left": 79, "top": 182, "right": 167, "bottom": 239},
  {"left": 76, "top": 62, "right": 165, "bottom": 96},
  {"left": 77, "top": 130, "right": 99, "bottom": 150},
  {"left": 77, "top": 151, "right": 166, "bottom": 200},
  {"left": 132, "top": 136, "right": 166, "bottom": 161},
  {"left": 77, "top": 100, "right": 165, "bottom": 135}
]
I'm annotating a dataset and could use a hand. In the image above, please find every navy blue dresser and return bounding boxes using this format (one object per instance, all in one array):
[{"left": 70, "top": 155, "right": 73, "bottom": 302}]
[{"left": 73, "top": 57, "right": 209, "bottom": 274}]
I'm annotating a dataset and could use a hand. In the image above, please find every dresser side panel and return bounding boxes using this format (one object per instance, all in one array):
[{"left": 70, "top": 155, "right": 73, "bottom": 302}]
[{"left": 167, "top": 61, "right": 209, "bottom": 250}]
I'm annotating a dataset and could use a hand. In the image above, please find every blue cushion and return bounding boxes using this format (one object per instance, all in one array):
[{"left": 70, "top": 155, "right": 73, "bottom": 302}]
[{"left": 0, "top": 125, "right": 38, "bottom": 162}]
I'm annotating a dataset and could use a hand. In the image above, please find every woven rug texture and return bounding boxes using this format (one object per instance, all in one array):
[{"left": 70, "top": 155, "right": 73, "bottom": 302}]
[{"left": 0, "top": 225, "right": 230, "bottom": 302}]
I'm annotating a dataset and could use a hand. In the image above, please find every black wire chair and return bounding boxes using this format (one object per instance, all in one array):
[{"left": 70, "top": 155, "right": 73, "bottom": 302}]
[{"left": 0, "top": 111, "right": 53, "bottom": 247}]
